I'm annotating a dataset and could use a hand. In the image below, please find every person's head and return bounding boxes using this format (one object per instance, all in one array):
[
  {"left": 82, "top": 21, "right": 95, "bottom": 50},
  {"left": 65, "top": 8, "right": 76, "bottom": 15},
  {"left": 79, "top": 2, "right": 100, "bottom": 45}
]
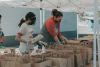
[
  {"left": 52, "top": 9, "right": 63, "bottom": 23},
  {"left": 18, "top": 12, "right": 36, "bottom": 27}
]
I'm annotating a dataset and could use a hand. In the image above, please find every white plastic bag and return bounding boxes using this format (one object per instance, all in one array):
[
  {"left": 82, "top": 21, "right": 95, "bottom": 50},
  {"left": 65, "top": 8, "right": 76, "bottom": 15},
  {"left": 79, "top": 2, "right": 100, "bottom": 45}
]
[{"left": 30, "top": 45, "right": 38, "bottom": 55}]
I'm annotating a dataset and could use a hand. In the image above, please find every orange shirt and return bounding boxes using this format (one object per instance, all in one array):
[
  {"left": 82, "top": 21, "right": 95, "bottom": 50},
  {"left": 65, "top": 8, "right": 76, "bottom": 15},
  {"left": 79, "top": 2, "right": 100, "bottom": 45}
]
[{"left": 45, "top": 17, "right": 60, "bottom": 37}]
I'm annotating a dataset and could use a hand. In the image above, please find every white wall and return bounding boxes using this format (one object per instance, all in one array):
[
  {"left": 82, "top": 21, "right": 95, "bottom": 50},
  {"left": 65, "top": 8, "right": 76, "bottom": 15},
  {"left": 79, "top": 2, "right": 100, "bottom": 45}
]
[
  {"left": 0, "top": 6, "right": 40, "bottom": 36},
  {"left": 78, "top": 18, "right": 93, "bottom": 34}
]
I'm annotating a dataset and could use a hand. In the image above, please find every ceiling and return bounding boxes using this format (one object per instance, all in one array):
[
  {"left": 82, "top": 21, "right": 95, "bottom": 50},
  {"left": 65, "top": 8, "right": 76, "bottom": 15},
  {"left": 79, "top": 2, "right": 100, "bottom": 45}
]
[{"left": 0, "top": 0, "right": 100, "bottom": 12}]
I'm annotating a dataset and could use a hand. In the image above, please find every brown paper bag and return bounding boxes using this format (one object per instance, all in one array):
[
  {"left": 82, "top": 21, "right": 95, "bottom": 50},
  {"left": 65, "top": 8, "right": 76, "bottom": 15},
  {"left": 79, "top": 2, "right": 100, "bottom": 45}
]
[
  {"left": 48, "top": 58, "right": 69, "bottom": 67},
  {"left": 22, "top": 63, "right": 31, "bottom": 67},
  {"left": 74, "top": 53, "right": 84, "bottom": 67},
  {"left": 0, "top": 59, "right": 22, "bottom": 67},
  {"left": 34, "top": 60, "right": 52, "bottom": 67},
  {"left": 86, "top": 48, "right": 92, "bottom": 64}
]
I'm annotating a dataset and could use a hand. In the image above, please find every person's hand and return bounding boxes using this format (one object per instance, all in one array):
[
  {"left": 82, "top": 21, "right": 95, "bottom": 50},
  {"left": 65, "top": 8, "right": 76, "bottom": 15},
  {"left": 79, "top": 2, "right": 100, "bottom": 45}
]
[
  {"left": 62, "top": 40, "right": 67, "bottom": 44},
  {"left": 60, "top": 36, "right": 68, "bottom": 44}
]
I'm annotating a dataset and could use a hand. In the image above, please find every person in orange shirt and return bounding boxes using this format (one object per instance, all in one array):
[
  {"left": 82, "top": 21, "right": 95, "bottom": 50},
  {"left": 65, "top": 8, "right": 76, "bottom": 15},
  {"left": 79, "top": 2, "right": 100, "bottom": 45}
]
[{"left": 40, "top": 9, "right": 67, "bottom": 45}]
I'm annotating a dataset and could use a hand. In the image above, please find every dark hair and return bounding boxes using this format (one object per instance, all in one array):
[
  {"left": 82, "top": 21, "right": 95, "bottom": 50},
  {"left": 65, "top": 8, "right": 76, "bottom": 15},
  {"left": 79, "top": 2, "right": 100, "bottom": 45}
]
[
  {"left": 52, "top": 9, "right": 63, "bottom": 17},
  {"left": 18, "top": 12, "right": 36, "bottom": 27},
  {"left": 0, "top": 14, "right": 2, "bottom": 18},
  {"left": 25, "top": 12, "right": 36, "bottom": 21},
  {"left": 18, "top": 18, "right": 25, "bottom": 27}
]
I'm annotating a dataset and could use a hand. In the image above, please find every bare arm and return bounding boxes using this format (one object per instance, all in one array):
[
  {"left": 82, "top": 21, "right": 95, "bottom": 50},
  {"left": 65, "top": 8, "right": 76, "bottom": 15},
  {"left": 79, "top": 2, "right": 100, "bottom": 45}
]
[
  {"left": 15, "top": 33, "right": 27, "bottom": 43},
  {"left": 54, "top": 35, "right": 61, "bottom": 45},
  {"left": 58, "top": 34, "right": 68, "bottom": 44}
]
